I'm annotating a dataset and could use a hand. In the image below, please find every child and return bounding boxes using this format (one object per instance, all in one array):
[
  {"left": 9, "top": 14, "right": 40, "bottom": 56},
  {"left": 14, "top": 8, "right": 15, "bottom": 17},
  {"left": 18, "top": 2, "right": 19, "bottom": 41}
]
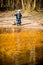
[{"left": 14, "top": 10, "right": 22, "bottom": 25}]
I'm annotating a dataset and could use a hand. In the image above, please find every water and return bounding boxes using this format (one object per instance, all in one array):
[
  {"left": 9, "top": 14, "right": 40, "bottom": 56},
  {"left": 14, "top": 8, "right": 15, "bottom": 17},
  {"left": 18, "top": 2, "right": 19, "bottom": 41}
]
[{"left": 0, "top": 26, "right": 43, "bottom": 65}]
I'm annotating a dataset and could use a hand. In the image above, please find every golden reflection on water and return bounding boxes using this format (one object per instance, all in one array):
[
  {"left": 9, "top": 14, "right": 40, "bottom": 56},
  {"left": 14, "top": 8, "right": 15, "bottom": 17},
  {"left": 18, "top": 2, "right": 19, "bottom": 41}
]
[{"left": 0, "top": 26, "right": 43, "bottom": 65}]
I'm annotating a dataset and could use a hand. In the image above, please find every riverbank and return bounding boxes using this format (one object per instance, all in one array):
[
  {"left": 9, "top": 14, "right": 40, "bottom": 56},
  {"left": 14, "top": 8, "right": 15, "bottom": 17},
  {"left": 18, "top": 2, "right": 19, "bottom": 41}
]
[{"left": 0, "top": 11, "right": 43, "bottom": 29}]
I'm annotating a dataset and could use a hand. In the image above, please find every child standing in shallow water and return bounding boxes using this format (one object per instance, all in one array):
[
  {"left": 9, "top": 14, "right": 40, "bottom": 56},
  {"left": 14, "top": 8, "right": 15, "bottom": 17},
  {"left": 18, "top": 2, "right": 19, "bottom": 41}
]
[{"left": 14, "top": 10, "right": 22, "bottom": 25}]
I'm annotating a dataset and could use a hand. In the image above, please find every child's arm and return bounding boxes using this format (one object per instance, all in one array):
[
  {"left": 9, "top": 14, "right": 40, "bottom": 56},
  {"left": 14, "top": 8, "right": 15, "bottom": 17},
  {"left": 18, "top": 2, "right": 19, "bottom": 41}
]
[
  {"left": 20, "top": 13, "right": 22, "bottom": 16},
  {"left": 14, "top": 14, "right": 17, "bottom": 16}
]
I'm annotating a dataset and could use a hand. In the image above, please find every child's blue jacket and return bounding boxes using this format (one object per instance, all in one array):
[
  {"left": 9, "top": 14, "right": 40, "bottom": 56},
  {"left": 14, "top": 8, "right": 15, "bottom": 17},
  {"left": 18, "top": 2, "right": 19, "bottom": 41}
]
[{"left": 14, "top": 13, "right": 22, "bottom": 20}]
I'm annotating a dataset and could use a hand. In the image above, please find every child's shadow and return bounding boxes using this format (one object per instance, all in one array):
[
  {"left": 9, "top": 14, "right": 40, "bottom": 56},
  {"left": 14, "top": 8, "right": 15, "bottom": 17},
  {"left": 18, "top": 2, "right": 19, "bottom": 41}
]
[{"left": 22, "top": 23, "right": 31, "bottom": 26}]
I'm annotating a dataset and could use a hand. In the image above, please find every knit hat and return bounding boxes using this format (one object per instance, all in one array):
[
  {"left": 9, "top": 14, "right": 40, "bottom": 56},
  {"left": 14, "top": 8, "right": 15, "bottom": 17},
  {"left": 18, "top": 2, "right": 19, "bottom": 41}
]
[{"left": 18, "top": 9, "right": 21, "bottom": 12}]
